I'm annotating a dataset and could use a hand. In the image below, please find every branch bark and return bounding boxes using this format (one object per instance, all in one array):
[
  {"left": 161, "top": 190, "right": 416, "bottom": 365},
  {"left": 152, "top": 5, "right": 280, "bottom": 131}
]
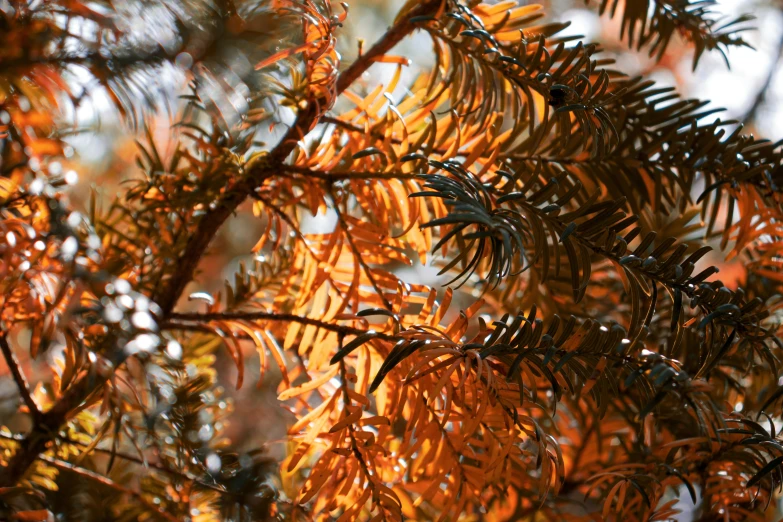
[{"left": 0, "top": 335, "right": 40, "bottom": 420}]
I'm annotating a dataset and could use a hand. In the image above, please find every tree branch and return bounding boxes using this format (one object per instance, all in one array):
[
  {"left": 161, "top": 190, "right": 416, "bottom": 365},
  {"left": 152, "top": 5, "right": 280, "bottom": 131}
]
[
  {"left": 40, "top": 455, "right": 180, "bottom": 522},
  {"left": 52, "top": 434, "right": 229, "bottom": 495},
  {"left": 334, "top": 1, "right": 444, "bottom": 95},
  {"left": 283, "top": 165, "right": 420, "bottom": 181},
  {"left": 0, "top": 335, "right": 40, "bottom": 421},
  {"left": 165, "top": 311, "right": 398, "bottom": 343}
]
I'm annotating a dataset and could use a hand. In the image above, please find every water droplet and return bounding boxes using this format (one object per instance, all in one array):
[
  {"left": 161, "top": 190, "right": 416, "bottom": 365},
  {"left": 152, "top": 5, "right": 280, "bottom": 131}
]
[
  {"left": 48, "top": 162, "right": 62, "bottom": 175},
  {"left": 67, "top": 212, "right": 82, "bottom": 228},
  {"left": 28, "top": 179, "right": 44, "bottom": 195},
  {"left": 175, "top": 52, "right": 194, "bottom": 69},
  {"left": 166, "top": 340, "right": 182, "bottom": 360},
  {"left": 198, "top": 424, "right": 214, "bottom": 441},
  {"left": 114, "top": 279, "right": 131, "bottom": 294},
  {"left": 103, "top": 304, "right": 123, "bottom": 323},
  {"left": 117, "top": 295, "right": 134, "bottom": 310},
  {"left": 61, "top": 237, "right": 78, "bottom": 259},
  {"left": 131, "top": 311, "right": 154, "bottom": 330},
  {"left": 206, "top": 453, "right": 221, "bottom": 473},
  {"left": 134, "top": 296, "right": 150, "bottom": 312},
  {"left": 239, "top": 454, "right": 253, "bottom": 468},
  {"left": 124, "top": 333, "right": 160, "bottom": 355}
]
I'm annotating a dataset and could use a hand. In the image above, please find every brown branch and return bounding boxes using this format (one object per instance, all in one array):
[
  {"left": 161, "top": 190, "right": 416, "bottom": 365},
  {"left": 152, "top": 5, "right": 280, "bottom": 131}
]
[
  {"left": 0, "top": 430, "right": 232, "bottom": 508},
  {"left": 0, "top": 367, "right": 100, "bottom": 487},
  {"left": 0, "top": 47, "right": 170, "bottom": 75},
  {"left": 320, "top": 115, "right": 374, "bottom": 134},
  {"left": 29, "top": 432, "right": 227, "bottom": 495},
  {"left": 150, "top": 176, "right": 265, "bottom": 316},
  {"left": 334, "top": 1, "right": 444, "bottom": 95},
  {"left": 0, "top": 335, "right": 40, "bottom": 420},
  {"left": 165, "top": 311, "right": 398, "bottom": 343},
  {"left": 40, "top": 455, "right": 180, "bottom": 522},
  {"left": 283, "top": 165, "right": 420, "bottom": 181}
]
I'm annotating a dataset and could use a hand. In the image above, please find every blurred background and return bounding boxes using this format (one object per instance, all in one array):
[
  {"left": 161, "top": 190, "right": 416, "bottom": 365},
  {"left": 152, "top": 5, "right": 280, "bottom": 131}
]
[{"left": 3, "top": 0, "right": 783, "bottom": 518}]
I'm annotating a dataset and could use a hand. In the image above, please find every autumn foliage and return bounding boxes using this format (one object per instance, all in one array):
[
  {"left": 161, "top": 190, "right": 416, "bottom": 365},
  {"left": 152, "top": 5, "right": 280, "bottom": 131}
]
[{"left": 1, "top": 0, "right": 783, "bottom": 520}]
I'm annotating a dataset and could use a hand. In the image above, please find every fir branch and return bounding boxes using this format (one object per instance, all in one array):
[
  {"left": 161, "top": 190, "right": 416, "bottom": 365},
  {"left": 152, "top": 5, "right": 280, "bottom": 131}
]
[
  {"left": 0, "top": 47, "right": 169, "bottom": 75},
  {"left": 0, "top": 430, "right": 229, "bottom": 496},
  {"left": 248, "top": 194, "right": 351, "bottom": 304},
  {"left": 414, "top": 164, "right": 777, "bottom": 362},
  {"left": 589, "top": 0, "right": 755, "bottom": 66},
  {"left": 336, "top": 360, "right": 387, "bottom": 518},
  {"left": 53, "top": 434, "right": 228, "bottom": 495},
  {"left": 4, "top": 0, "right": 783, "bottom": 518}
]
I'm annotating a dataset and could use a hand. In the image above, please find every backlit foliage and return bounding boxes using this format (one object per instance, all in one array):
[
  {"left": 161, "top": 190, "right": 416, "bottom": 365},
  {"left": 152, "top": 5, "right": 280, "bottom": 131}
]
[{"left": 0, "top": 0, "right": 782, "bottom": 520}]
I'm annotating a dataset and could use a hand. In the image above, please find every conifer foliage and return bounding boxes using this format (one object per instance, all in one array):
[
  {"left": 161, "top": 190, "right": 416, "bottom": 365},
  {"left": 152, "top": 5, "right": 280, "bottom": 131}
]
[{"left": 0, "top": 0, "right": 782, "bottom": 520}]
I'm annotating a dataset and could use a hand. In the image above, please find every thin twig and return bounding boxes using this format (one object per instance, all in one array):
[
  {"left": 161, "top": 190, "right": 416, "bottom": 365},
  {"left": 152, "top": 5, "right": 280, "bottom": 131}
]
[
  {"left": 330, "top": 189, "right": 394, "bottom": 310},
  {"left": 166, "top": 311, "right": 398, "bottom": 343},
  {"left": 284, "top": 165, "right": 421, "bottom": 181},
  {"left": 0, "top": 430, "right": 217, "bottom": 490},
  {"left": 320, "top": 114, "right": 456, "bottom": 157},
  {"left": 249, "top": 193, "right": 347, "bottom": 301},
  {"left": 333, "top": 1, "right": 444, "bottom": 95},
  {"left": 337, "top": 359, "right": 390, "bottom": 519},
  {"left": 64, "top": 435, "right": 227, "bottom": 495},
  {"left": 39, "top": 455, "right": 180, "bottom": 522},
  {"left": 0, "top": 334, "right": 40, "bottom": 420}
]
